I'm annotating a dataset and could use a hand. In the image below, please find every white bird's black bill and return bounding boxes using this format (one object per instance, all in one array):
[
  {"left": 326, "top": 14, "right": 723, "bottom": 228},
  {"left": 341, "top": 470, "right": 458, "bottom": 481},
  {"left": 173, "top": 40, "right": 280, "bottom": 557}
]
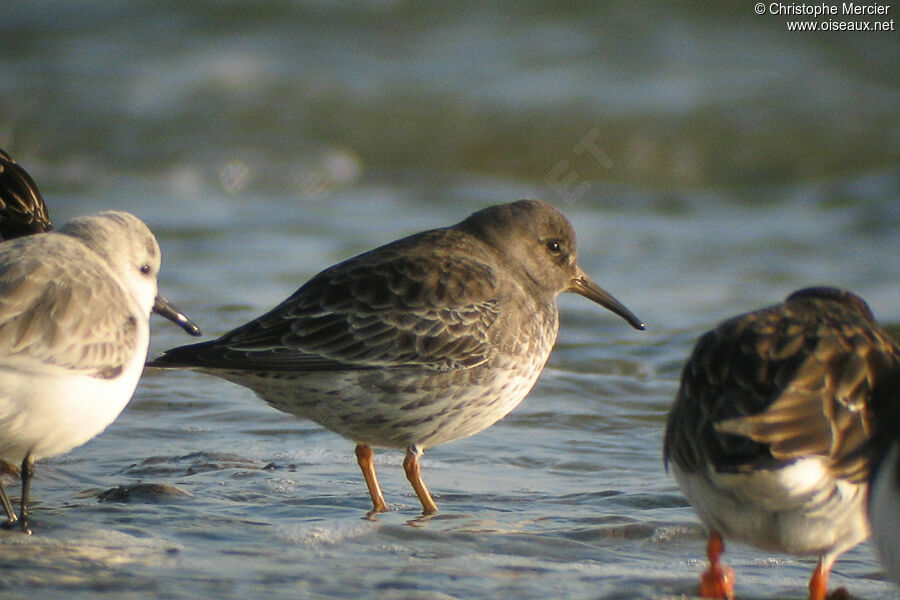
[{"left": 153, "top": 295, "right": 202, "bottom": 336}]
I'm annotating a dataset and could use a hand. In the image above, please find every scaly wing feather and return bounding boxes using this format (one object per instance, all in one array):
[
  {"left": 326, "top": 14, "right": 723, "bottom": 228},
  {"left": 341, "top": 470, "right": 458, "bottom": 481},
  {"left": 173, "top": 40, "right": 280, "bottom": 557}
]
[
  {"left": 153, "top": 229, "right": 501, "bottom": 371},
  {"left": 666, "top": 289, "right": 900, "bottom": 484}
]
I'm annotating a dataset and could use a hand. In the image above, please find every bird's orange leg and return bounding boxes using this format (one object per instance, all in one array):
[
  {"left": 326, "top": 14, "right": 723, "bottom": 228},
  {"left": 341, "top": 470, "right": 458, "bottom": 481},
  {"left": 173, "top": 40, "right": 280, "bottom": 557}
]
[
  {"left": 808, "top": 557, "right": 830, "bottom": 600},
  {"left": 699, "top": 530, "right": 735, "bottom": 599},
  {"left": 355, "top": 443, "right": 389, "bottom": 515},
  {"left": 403, "top": 446, "right": 438, "bottom": 515}
]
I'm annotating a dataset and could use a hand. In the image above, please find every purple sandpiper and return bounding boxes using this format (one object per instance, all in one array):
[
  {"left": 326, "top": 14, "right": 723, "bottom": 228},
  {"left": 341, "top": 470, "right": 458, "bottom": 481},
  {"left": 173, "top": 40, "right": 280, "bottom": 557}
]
[{"left": 149, "top": 199, "right": 645, "bottom": 515}]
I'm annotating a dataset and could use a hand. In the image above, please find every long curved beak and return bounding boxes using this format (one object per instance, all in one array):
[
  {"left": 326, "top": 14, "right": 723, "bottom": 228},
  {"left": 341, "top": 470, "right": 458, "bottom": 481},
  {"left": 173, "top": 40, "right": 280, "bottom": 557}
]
[
  {"left": 567, "top": 268, "right": 645, "bottom": 330},
  {"left": 153, "top": 295, "right": 203, "bottom": 336}
]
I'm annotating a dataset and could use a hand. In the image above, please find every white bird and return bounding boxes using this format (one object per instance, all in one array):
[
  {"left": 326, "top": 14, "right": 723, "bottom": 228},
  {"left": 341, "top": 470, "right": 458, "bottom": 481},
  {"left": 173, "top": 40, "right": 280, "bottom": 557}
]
[{"left": 0, "top": 210, "right": 200, "bottom": 532}]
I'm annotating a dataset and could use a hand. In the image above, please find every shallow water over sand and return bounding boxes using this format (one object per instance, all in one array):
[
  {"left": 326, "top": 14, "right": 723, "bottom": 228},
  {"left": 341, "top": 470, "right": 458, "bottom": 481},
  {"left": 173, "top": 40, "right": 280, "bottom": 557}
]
[{"left": 1, "top": 2, "right": 898, "bottom": 598}]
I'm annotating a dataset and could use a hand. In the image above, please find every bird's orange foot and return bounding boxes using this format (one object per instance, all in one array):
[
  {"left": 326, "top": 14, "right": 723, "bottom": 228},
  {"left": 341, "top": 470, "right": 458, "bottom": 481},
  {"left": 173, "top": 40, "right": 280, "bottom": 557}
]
[
  {"left": 700, "top": 563, "right": 735, "bottom": 599},
  {"left": 699, "top": 531, "right": 734, "bottom": 599}
]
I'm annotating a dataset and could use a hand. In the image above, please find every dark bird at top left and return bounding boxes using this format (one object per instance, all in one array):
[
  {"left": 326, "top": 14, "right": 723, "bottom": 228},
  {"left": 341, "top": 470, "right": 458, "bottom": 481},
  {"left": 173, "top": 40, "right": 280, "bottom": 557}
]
[{"left": 0, "top": 149, "right": 53, "bottom": 241}]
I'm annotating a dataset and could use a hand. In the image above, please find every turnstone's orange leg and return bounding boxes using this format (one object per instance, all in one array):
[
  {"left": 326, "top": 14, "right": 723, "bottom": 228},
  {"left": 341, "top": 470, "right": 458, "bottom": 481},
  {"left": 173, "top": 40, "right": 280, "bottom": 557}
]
[
  {"left": 700, "top": 530, "right": 735, "bottom": 599},
  {"left": 403, "top": 446, "right": 438, "bottom": 515},
  {"left": 808, "top": 557, "right": 830, "bottom": 600},
  {"left": 355, "top": 443, "right": 389, "bottom": 514}
]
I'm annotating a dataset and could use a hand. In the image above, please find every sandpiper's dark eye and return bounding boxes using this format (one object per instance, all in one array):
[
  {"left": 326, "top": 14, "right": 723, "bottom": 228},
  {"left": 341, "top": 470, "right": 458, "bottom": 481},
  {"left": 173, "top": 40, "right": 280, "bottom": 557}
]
[
  {"left": 140, "top": 264, "right": 152, "bottom": 275},
  {"left": 546, "top": 240, "right": 562, "bottom": 254}
]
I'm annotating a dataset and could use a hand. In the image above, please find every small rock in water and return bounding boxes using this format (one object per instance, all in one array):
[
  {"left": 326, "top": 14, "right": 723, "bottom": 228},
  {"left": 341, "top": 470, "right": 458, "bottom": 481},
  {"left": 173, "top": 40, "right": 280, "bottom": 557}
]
[{"left": 97, "top": 482, "right": 192, "bottom": 503}]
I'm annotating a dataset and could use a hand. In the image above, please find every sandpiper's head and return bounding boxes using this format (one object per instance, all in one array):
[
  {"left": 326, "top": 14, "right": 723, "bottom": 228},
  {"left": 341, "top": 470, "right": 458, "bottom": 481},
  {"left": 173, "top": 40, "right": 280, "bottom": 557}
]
[
  {"left": 459, "top": 200, "right": 644, "bottom": 330},
  {"left": 59, "top": 211, "right": 200, "bottom": 336}
]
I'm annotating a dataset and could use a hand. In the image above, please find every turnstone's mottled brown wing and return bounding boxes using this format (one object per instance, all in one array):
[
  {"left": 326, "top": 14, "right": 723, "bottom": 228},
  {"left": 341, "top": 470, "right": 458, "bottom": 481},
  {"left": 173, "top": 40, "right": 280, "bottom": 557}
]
[
  {"left": 152, "top": 229, "right": 502, "bottom": 372},
  {"left": 665, "top": 287, "right": 900, "bottom": 482},
  {"left": 0, "top": 149, "right": 52, "bottom": 240}
]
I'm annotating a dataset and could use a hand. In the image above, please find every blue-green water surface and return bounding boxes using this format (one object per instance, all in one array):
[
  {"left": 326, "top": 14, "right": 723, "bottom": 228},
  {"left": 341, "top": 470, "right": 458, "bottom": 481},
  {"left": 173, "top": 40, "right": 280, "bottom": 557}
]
[{"left": 1, "top": 2, "right": 898, "bottom": 599}]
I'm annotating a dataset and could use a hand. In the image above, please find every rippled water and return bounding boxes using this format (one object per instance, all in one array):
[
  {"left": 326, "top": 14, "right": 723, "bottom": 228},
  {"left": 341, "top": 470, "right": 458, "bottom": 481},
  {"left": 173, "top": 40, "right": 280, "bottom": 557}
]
[{"left": 1, "top": 2, "right": 899, "bottom": 599}]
